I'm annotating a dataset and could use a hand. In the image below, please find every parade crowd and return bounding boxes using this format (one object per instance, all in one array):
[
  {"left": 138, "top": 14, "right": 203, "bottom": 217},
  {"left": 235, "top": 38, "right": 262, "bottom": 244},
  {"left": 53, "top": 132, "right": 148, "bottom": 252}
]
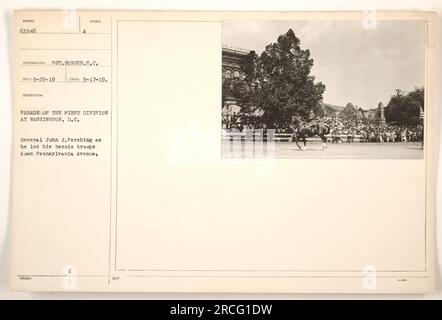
[
  {"left": 321, "top": 116, "right": 423, "bottom": 143},
  {"left": 222, "top": 114, "right": 424, "bottom": 143}
]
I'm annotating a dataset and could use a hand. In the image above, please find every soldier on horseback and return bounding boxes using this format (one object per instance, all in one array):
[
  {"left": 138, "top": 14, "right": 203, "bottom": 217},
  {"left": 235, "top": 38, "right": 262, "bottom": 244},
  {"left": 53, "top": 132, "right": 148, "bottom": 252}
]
[{"left": 289, "top": 113, "right": 330, "bottom": 151}]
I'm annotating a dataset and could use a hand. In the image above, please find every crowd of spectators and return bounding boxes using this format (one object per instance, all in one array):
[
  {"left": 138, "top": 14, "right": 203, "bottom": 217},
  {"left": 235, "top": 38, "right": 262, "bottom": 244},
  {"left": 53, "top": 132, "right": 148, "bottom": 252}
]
[
  {"left": 321, "top": 116, "right": 423, "bottom": 143},
  {"left": 222, "top": 113, "right": 424, "bottom": 143}
]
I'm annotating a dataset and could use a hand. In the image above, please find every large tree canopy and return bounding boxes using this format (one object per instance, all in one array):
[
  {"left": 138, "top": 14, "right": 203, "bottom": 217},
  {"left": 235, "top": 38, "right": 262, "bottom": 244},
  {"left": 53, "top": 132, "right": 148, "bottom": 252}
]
[
  {"left": 384, "top": 87, "right": 424, "bottom": 125},
  {"left": 224, "top": 29, "right": 326, "bottom": 127}
]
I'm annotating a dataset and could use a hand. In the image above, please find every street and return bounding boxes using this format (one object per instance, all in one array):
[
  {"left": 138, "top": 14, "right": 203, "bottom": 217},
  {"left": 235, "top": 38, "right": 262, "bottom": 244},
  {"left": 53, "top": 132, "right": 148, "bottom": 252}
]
[{"left": 222, "top": 141, "right": 424, "bottom": 159}]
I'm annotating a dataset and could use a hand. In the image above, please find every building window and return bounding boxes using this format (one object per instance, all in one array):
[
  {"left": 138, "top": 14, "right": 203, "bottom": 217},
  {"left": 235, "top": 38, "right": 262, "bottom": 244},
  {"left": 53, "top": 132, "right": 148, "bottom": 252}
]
[
  {"left": 225, "top": 69, "right": 232, "bottom": 79},
  {"left": 233, "top": 70, "right": 240, "bottom": 79}
]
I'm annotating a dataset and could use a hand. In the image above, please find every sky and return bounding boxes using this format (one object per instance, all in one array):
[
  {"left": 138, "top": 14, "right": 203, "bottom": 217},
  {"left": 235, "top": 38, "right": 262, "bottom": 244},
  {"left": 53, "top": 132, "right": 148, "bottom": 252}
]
[{"left": 222, "top": 20, "right": 425, "bottom": 110}]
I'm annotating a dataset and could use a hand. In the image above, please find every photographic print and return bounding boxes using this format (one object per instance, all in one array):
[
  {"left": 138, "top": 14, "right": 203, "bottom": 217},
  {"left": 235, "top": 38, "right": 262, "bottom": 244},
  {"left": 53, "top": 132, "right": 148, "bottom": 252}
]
[
  {"left": 221, "top": 20, "right": 426, "bottom": 159},
  {"left": 11, "top": 10, "right": 436, "bottom": 294}
]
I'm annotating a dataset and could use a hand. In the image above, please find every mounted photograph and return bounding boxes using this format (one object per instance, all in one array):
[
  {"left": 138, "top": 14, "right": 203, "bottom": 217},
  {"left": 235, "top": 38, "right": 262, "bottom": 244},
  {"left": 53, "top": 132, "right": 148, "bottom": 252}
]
[{"left": 221, "top": 20, "right": 426, "bottom": 159}]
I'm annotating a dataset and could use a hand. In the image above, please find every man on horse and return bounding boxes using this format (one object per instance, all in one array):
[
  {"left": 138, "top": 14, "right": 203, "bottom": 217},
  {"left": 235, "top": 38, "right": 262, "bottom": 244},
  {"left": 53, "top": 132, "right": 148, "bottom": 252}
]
[{"left": 289, "top": 112, "right": 330, "bottom": 151}]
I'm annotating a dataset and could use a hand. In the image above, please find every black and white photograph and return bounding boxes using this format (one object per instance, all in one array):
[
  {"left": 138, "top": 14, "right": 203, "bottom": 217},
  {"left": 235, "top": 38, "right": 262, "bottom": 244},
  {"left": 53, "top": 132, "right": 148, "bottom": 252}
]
[{"left": 221, "top": 20, "right": 426, "bottom": 159}]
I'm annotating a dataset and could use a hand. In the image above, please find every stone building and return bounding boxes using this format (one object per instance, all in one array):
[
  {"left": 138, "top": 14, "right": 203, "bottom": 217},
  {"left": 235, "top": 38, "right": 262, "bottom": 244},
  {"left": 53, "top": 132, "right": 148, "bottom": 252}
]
[
  {"left": 222, "top": 46, "right": 249, "bottom": 115},
  {"left": 363, "top": 102, "right": 387, "bottom": 127},
  {"left": 222, "top": 45, "right": 248, "bottom": 81}
]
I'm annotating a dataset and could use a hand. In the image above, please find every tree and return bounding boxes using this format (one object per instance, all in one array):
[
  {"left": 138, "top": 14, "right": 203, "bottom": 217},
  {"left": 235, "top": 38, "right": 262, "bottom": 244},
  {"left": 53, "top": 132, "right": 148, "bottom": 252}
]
[
  {"left": 222, "top": 77, "right": 251, "bottom": 112},
  {"left": 239, "top": 29, "right": 326, "bottom": 127},
  {"left": 341, "top": 102, "right": 357, "bottom": 120},
  {"left": 384, "top": 87, "right": 424, "bottom": 125}
]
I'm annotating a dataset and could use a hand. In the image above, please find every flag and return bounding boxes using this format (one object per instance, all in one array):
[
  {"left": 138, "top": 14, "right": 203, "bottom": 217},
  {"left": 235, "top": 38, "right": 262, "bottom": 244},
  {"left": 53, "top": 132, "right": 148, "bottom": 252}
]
[{"left": 420, "top": 105, "right": 424, "bottom": 120}]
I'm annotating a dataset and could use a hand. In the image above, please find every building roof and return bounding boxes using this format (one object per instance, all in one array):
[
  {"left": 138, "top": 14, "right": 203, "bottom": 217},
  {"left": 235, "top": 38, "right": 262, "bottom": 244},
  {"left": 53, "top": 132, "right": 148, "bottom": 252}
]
[{"left": 222, "top": 45, "right": 250, "bottom": 55}]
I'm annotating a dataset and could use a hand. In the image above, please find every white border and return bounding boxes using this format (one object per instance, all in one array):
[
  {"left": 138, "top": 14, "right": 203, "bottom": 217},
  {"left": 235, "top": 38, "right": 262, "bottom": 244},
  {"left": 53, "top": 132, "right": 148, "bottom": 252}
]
[{"left": 0, "top": 0, "right": 441, "bottom": 299}]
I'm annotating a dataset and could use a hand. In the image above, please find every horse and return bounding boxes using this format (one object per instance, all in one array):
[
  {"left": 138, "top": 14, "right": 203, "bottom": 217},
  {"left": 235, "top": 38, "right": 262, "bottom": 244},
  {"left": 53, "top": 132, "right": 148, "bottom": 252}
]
[{"left": 289, "top": 116, "right": 330, "bottom": 151}]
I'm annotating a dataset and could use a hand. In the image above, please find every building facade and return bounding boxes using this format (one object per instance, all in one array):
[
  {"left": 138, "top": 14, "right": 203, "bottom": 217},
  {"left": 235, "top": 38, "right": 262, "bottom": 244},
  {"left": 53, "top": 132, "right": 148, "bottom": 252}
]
[
  {"left": 222, "top": 45, "right": 248, "bottom": 81},
  {"left": 222, "top": 46, "right": 249, "bottom": 115},
  {"left": 363, "top": 102, "right": 387, "bottom": 127}
]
